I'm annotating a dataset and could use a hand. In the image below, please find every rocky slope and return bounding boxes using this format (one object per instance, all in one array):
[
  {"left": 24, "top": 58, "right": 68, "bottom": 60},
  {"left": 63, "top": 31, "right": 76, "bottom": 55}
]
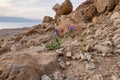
[{"left": 0, "top": 0, "right": 120, "bottom": 80}]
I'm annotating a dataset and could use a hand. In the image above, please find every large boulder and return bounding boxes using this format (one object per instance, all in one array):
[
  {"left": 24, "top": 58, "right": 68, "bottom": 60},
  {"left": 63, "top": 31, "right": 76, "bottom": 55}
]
[
  {"left": 0, "top": 47, "right": 58, "bottom": 80},
  {"left": 71, "top": 0, "right": 97, "bottom": 22},
  {"left": 57, "top": 15, "right": 83, "bottom": 35},
  {"left": 52, "top": 0, "right": 73, "bottom": 21},
  {"left": 96, "top": 0, "right": 118, "bottom": 13}
]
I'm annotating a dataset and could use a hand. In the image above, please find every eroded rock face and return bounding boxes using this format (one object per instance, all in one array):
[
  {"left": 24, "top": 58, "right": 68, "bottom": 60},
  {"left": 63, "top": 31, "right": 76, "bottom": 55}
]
[
  {"left": 71, "top": 0, "right": 97, "bottom": 22},
  {"left": 96, "top": 0, "right": 118, "bottom": 13},
  {"left": 0, "top": 47, "right": 58, "bottom": 80},
  {"left": 110, "top": 12, "right": 120, "bottom": 20},
  {"left": 57, "top": 15, "right": 83, "bottom": 35},
  {"left": 43, "top": 16, "right": 54, "bottom": 23},
  {"left": 52, "top": 0, "right": 73, "bottom": 21}
]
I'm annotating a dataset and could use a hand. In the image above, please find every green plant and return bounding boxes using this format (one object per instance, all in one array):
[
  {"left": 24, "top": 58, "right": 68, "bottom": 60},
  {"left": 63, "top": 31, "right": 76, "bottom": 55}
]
[
  {"left": 46, "top": 37, "right": 61, "bottom": 50},
  {"left": 65, "top": 26, "right": 75, "bottom": 38}
]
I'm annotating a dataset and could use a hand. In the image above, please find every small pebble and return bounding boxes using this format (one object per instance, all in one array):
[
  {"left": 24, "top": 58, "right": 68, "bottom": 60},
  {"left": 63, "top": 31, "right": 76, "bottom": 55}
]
[
  {"left": 66, "top": 52, "right": 72, "bottom": 58},
  {"left": 59, "top": 61, "right": 66, "bottom": 69},
  {"left": 85, "top": 52, "right": 91, "bottom": 61},
  {"left": 66, "top": 76, "right": 78, "bottom": 80},
  {"left": 86, "top": 62, "right": 95, "bottom": 70},
  {"left": 58, "top": 58, "right": 62, "bottom": 62},
  {"left": 66, "top": 61, "right": 71, "bottom": 66},
  {"left": 53, "top": 71, "right": 63, "bottom": 80},
  {"left": 80, "top": 53, "right": 87, "bottom": 61},
  {"left": 41, "top": 75, "right": 52, "bottom": 80}
]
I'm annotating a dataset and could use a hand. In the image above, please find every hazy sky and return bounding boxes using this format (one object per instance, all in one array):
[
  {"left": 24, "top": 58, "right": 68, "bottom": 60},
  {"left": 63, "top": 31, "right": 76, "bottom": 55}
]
[{"left": 0, "top": 0, "right": 85, "bottom": 20}]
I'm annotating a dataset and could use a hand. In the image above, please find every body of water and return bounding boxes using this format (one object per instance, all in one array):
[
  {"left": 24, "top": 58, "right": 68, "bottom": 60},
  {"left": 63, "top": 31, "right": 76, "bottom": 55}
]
[{"left": 0, "top": 22, "right": 41, "bottom": 29}]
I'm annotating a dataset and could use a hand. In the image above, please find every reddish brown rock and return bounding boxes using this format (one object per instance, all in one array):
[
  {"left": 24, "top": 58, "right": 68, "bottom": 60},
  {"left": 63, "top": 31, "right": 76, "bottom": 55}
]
[
  {"left": 52, "top": 0, "right": 73, "bottom": 21},
  {"left": 57, "top": 15, "right": 83, "bottom": 35}
]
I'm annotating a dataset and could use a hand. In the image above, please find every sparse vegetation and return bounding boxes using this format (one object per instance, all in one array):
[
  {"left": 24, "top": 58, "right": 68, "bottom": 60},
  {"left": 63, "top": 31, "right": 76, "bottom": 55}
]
[
  {"left": 65, "top": 26, "right": 75, "bottom": 38},
  {"left": 46, "top": 37, "right": 61, "bottom": 50}
]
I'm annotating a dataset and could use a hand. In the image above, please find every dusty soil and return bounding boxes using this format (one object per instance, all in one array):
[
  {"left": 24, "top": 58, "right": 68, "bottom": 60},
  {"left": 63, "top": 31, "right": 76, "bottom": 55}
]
[{"left": 0, "top": 0, "right": 120, "bottom": 80}]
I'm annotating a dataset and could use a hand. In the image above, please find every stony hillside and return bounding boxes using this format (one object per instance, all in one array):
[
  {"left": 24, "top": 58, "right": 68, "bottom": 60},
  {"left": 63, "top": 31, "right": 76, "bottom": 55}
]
[{"left": 0, "top": 0, "right": 120, "bottom": 80}]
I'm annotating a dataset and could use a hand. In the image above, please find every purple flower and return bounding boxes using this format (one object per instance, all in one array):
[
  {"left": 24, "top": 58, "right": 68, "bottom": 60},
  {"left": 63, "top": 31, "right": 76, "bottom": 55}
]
[
  {"left": 69, "top": 26, "right": 74, "bottom": 31},
  {"left": 56, "top": 28, "right": 61, "bottom": 34}
]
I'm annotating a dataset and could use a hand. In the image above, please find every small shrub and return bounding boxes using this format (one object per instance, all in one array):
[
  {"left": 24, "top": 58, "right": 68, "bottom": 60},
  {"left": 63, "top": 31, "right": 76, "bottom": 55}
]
[{"left": 46, "top": 37, "right": 61, "bottom": 50}]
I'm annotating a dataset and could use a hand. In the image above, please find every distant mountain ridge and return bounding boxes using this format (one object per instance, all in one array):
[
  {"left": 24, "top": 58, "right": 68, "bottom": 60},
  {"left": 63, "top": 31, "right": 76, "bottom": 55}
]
[{"left": 0, "top": 16, "right": 41, "bottom": 22}]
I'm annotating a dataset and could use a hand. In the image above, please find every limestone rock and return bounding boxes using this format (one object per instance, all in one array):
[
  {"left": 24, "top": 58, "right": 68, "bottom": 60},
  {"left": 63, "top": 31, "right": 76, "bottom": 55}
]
[
  {"left": 86, "top": 62, "right": 96, "bottom": 70},
  {"left": 94, "top": 45, "right": 113, "bottom": 53},
  {"left": 57, "top": 15, "right": 82, "bottom": 35},
  {"left": 43, "top": 16, "right": 54, "bottom": 23},
  {"left": 72, "top": 0, "right": 97, "bottom": 22},
  {"left": 85, "top": 53, "right": 92, "bottom": 61},
  {"left": 114, "top": 3, "right": 120, "bottom": 11},
  {"left": 66, "top": 76, "right": 78, "bottom": 80},
  {"left": 41, "top": 75, "right": 52, "bottom": 80},
  {"left": 10, "top": 43, "right": 21, "bottom": 51},
  {"left": 110, "top": 12, "right": 120, "bottom": 20},
  {"left": 52, "top": 0, "right": 73, "bottom": 20},
  {"left": 74, "top": 53, "right": 81, "bottom": 60},
  {"left": 73, "top": 5, "right": 97, "bottom": 22},
  {"left": 93, "top": 74, "right": 104, "bottom": 80},
  {"left": 1, "top": 41, "right": 14, "bottom": 51},
  {"left": 53, "top": 71, "right": 63, "bottom": 80},
  {"left": 96, "top": 0, "right": 109, "bottom": 13},
  {"left": 24, "top": 26, "right": 40, "bottom": 36},
  {"left": 59, "top": 61, "right": 66, "bottom": 69},
  {"left": 92, "top": 17, "right": 98, "bottom": 23},
  {"left": 0, "top": 48, "right": 58, "bottom": 80},
  {"left": 66, "top": 61, "right": 71, "bottom": 66},
  {"left": 80, "top": 53, "right": 87, "bottom": 61},
  {"left": 96, "top": 0, "right": 118, "bottom": 13},
  {"left": 114, "top": 37, "right": 120, "bottom": 46},
  {"left": 66, "top": 52, "right": 72, "bottom": 58}
]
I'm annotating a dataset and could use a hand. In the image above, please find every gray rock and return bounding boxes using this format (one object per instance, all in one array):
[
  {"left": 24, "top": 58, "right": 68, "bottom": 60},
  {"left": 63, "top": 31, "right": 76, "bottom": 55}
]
[
  {"left": 58, "top": 58, "right": 62, "bottom": 62},
  {"left": 86, "top": 62, "right": 95, "bottom": 70},
  {"left": 85, "top": 53, "right": 91, "bottom": 61},
  {"left": 66, "top": 76, "right": 78, "bottom": 80},
  {"left": 41, "top": 75, "right": 52, "bottom": 80},
  {"left": 66, "top": 52, "right": 72, "bottom": 58},
  {"left": 66, "top": 61, "right": 71, "bottom": 66}
]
